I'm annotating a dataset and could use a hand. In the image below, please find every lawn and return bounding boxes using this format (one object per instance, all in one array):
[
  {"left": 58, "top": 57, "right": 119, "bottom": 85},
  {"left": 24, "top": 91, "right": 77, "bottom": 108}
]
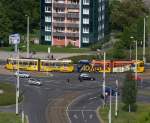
[
  {"left": 0, "top": 83, "right": 22, "bottom": 106},
  {"left": 0, "top": 44, "right": 91, "bottom": 53},
  {"left": 99, "top": 103, "right": 150, "bottom": 123},
  {"left": 0, "top": 112, "right": 21, "bottom": 123}
]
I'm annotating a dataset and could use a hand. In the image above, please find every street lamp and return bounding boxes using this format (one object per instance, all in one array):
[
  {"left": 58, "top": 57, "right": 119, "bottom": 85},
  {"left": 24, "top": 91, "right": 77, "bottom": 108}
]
[
  {"left": 143, "top": 16, "right": 148, "bottom": 63},
  {"left": 25, "top": 15, "right": 30, "bottom": 58},
  {"left": 130, "top": 36, "right": 138, "bottom": 80},
  {"left": 16, "top": 49, "right": 20, "bottom": 115},
  {"left": 97, "top": 49, "right": 106, "bottom": 107},
  {"left": 103, "top": 51, "right": 106, "bottom": 107}
]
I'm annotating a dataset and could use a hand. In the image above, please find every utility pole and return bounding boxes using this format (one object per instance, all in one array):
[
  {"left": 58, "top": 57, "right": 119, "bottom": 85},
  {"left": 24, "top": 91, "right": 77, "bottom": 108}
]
[
  {"left": 115, "top": 80, "right": 118, "bottom": 117},
  {"left": 103, "top": 52, "right": 106, "bottom": 107},
  {"left": 16, "top": 49, "right": 20, "bottom": 115},
  {"left": 135, "top": 41, "right": 138, "bottom": 80},
  {"left": 143, "top": 17, "right": 146, "bottom": 63},
  {"left": 109, "top": 88, "right": 112, "bottom": 123},
  {"left": 26, "top": 15, "right": 30, "bottom": 58}
]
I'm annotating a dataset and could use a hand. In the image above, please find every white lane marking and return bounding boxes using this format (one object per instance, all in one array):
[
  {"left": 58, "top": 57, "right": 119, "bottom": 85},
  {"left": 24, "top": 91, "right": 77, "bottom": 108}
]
[
  {"left": 89, "top": 96, "right": 97, "bottom": 100},
  {"left": 66, "top": 92, "right": 92, "bottom": 123},
  {"left": 89, "top": 114, "right": 93, "bottom": 119},
  {"left": 82, "top": 110, "right": 87, "bottom": 122},
  {"left": 73, "top": 114, "right": 78, "bottom": 119}
]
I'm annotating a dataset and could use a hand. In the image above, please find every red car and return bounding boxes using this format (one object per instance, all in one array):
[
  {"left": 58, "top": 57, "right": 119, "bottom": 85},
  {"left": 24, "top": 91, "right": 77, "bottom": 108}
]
[{"left": 133, "top": 76, "right": 143, "bottom": 81}]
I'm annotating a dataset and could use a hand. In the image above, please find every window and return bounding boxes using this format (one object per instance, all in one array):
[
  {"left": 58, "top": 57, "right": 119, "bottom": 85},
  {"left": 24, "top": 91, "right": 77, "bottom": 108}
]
[
  {"left": 45, "top": 0, "right": 51, "bottom": 3},
  {"left": 83, "top": 0, "right": 89, "bottom": 5},
  {"left": 45, "top": 6, "right": 51, "bottom": 12},
  {"left": 45, "top": 16, "right": 51, "bottom": 22},
  {"left": 45, "top": 35, "right": 51, "bottom": 41},
  {"left": 82, "top": 37, "right": 89, "bottom": 43},
  {"left": 83, "top": 8, "right": 89, "bottom": 15},
  {"left": 45, "top": 25, "right": 51, "bottom": 31},
  {"left": 83, "top": 27, "right": 89, "bottom": 33},
  {"left": 83, "top": 18, "right": 89, "bottom": 24}
]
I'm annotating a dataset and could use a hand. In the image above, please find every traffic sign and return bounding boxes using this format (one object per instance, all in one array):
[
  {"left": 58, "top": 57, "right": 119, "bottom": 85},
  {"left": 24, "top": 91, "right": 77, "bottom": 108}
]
[{"left": 9, "top": 33, "right": 20, "bottom": 44}]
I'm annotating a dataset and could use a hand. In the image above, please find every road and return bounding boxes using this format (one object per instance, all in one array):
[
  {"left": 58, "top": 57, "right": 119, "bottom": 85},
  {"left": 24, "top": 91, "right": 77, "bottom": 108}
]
[
  {"left": 0, "top": 69, "right": 149, "bottom": 123},
  {"left": 67, "top": 91, "right": 102, "bottom": 123}
]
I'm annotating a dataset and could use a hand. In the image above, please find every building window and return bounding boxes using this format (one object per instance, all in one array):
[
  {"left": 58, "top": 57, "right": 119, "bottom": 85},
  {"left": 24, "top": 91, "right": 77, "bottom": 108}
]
[
  {"left": 45, "top": 16, "right": 51, "bottom": 22},
  {"left": 45, "top": 0, "right": 51, "bottom": 3},
  {"left": 82, "top": 37, "right": 89, "bottom": 43},
  {"left": 45, "top": 6, "right": 51, "bottom": 12},
  {"left": 83, "top": 0, "right": 89, "bottom": 5},
  {"left": 45, "top": 25, "right": 51, "bottom": 31},
  {"left": 83, "top": 8, "right": 89, "bottom": 15},
  {"left": 45, "top": 35, "right": 51, "bottom": 41},
  {"left": 83, "top": 18, "right": 89, "bottom": 24},
  {"left": 83, "top": 27, "right": 89, "bottom": 33}
]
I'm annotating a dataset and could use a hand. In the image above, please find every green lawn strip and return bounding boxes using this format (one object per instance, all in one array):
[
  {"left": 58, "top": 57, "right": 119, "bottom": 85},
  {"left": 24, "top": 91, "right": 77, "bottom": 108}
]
[
  {"left": 0, "top": 112, "right": 21, "bottom": 123},
  {"left": 0, "top": 83, "right": 22, "bottom": 106},
  {"left": 99, "top": 103, "right": 150, "bottom": 123},
  {"left": 138, "top": 90, "right": 150, "bottom": 96}
]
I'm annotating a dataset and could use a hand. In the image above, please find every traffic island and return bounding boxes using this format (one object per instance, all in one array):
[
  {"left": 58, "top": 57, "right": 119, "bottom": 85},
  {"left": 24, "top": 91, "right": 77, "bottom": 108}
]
[{"left": 99, "top": 103, "right": 150, "bottom": 123}]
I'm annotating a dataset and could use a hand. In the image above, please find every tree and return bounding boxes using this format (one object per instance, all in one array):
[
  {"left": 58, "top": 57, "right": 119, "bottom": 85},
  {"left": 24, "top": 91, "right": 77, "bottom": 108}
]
[
  {"left": 122, "top": 72, "right": 138, "bottom": 112},
  {"left": 0, "top": 0, "right": 40, "bottom": 46},
  {"left": 110, "top": 0, "right": 149, "bottom": 30},
  {"left": 112, "top": 41, "right": 126, "bottom": 59}
]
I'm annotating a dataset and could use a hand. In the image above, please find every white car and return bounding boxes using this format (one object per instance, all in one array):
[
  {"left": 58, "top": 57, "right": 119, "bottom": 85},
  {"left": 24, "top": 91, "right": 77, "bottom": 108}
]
[
  {"left": 28, "top": 78, "right": 42, "bottom": 86},
  {"left": 15, "top": 71, "right": 30, "bottom": 78}
]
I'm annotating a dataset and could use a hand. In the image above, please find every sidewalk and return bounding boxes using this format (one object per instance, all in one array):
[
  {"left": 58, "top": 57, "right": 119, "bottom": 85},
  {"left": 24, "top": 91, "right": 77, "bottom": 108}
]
[{"left": 0, "top": 51, "right": 90, "bottom": 60}]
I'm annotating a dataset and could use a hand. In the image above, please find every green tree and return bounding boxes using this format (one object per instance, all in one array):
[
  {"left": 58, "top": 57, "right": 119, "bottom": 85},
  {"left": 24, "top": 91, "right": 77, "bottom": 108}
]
[
  {"left": 0, "top": 0, "right": 40, "bottom": 45},
  {"left": 122, "top": 72, "right": 138, "bottom": 112},
  {"left": 110, "top": 0, "right": 149, "bottom": 30},
  {"left": 112, "top": 41, "right": 126, "bottom": 59}
]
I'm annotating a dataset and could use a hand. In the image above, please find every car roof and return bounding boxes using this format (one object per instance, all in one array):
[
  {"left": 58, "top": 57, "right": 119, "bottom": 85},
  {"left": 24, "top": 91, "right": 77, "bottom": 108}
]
[{"left": 80, "top": 73, "right": 89, "bottom": 76}]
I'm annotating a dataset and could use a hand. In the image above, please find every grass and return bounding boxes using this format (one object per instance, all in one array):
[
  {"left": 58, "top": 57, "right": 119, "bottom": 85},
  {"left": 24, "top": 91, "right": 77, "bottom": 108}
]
[
  {"left": 99, "top": 103, "right": 150, "bottom": 123},
  {"left": 0, "top": 83, "right": 22, "bottom": 106},
  {"left": 0, "top": 43, "right": 91, "bottom": 53},
  {"left": 0, "top": 112, "right": 21, "bottom": 123}
]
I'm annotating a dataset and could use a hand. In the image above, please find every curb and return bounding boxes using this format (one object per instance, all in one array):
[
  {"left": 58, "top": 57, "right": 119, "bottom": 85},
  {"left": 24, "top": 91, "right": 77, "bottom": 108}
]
[
  {"left": 25, "top": 115, "right": 29, "bottom": 123},
  {"left": 96, "top": 106, "right": 105, "bottom": 123}
]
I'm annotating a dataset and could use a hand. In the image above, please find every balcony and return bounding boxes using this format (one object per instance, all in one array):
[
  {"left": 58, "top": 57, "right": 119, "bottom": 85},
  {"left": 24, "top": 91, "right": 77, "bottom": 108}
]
[
  {"left": 66, "top": 23, "right": 79, "bottom": 28},
  {"left": 53, "top": 13, "right": 65, "bottom": 18},
  {"left": 66, "top": 3, "right": 79, "bottom": 9},
  {"left": 53, "top": 22, "right": 65, "bottom": 27},
  {"left": 53, "top": 3, "right": 65, "bottom": 8},
  {"left": 66, "top": 13, "right": 79, "bottom": 18},
  {"left": 66, "top": 32, "right": 79, "bottom": 37},
  {"left": 53, "top": 32, "right": 65, "bottom": 37}
]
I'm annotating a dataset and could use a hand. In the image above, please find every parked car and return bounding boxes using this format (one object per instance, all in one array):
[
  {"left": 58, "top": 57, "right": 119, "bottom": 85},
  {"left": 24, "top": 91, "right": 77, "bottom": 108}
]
[
  {"left": 28, "top": 78, "right": 42, "bottom": 86},
  {"left": 14, "top": 71, "right": 30, "bottom": 78},
  {"left": 78, "top": 73, "right": 95, "bottom": 81}
]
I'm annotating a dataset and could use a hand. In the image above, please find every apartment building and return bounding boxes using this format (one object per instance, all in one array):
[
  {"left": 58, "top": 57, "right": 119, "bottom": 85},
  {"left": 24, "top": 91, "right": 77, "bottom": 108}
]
[{"left": 41, "top": 0, "right": 108, "bottom": 47}]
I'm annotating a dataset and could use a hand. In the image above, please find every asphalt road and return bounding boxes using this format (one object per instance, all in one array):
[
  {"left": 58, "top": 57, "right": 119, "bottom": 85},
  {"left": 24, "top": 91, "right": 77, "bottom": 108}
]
[{"left": 0, "top": 71, "right": 149, "bottom": 123}]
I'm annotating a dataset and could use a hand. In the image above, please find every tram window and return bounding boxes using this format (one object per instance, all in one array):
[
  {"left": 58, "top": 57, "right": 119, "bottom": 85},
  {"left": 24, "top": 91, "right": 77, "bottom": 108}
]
[
  {"left": 139, "top": 63, "right": 144, "bottom": 67},
  {"left": 45, "top": 63, "right": 49, "bottom": 66},
  {"left": 29, "top": 62, "right": 33, "bottom": 65},
  {"left": 13, "top": 60, "right": 17, "bottom": 65},
  {"left": 23, "top": 62, "right": 28, "bottom": 65},
  {"left": 94, "top": 63, "right": 100, "bottom": 67}
]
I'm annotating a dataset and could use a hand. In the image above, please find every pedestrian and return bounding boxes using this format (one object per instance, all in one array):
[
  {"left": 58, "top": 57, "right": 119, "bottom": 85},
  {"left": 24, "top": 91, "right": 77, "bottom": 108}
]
[
  {"left": 67, "top": 78, "right": 70, "bottom": 83},
  {"left": 51, "top": 54, "right": 54, "bottom": 59}
]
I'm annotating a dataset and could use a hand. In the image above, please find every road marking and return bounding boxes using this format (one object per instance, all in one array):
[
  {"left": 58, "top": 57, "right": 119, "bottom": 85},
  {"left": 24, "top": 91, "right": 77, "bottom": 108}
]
[
  {"left": 66, "top": 92, "right": 92, "bottom": 123},
  {"left": 89, "top": 114, "right": 93, "bottom": 119},
  {"left": 73, "top": 114, "right": 78, "bottom": 119},
  {"left": 89, "top": 96, "right": 97, "bottom": 100}
]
